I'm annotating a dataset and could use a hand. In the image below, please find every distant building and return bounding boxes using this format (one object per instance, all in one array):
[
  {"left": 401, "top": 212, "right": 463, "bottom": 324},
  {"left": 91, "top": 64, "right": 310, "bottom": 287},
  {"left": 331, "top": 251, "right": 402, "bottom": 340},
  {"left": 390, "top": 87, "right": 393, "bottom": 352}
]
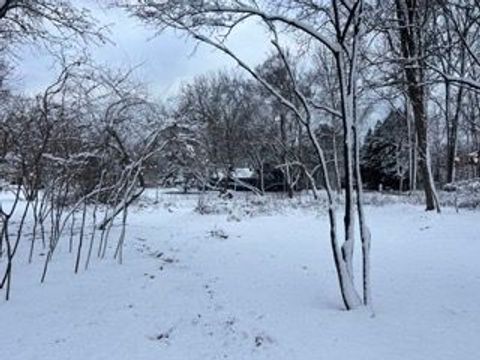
[
  {"left": 454, "top": 150, "right": 480, "bottom": 179},
  {"left": 210, "top": 165, "right": 288, "bottom": 192}
]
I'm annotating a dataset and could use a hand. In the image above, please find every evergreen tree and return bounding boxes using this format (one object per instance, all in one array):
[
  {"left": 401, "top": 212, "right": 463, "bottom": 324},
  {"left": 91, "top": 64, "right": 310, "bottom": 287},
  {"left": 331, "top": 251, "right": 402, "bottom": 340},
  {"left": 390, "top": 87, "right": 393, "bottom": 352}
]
[{"left": 361, "top": 111, "right": 409, "bottom": 191}]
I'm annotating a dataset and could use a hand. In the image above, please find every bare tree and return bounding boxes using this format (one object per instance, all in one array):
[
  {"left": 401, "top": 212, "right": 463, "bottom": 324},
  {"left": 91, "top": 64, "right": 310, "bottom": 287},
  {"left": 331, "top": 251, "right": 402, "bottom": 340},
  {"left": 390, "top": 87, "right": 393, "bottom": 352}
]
[
  {"left": 122, "top": 0, "right": 372, "bottom": 310},
  {"left": 0, "top": 55, "right": 168, "bottom": 299},
  {"left": 386, "top": 0, "right": 441, "bottom": 211},
  {"left": 0, "top": 0, "right": 105, "bottom": 46},
  {"left": 175, "top": 71, "right": 254, "bottom": 190}
]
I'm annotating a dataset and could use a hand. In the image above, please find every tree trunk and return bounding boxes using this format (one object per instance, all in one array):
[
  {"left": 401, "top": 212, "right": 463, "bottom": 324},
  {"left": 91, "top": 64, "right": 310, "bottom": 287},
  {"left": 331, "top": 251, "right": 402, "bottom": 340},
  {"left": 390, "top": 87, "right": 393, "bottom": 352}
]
[
  {"left": 412, "top": 134, "right": 418, "bottom": 191},
  {"left": 409, "top": 87, "right": 439, "bottom": 211},
  {"left": 395, "top": 0, "right": 440, "bottom": 211},
  {"left": 406, "top": 100, "right": 417, "bottom": 192},
  {"left": 280, "top": 113, "right": 294, "bottom": 198},
  {"left": 332, "top": 128, "right": 342, "bottom": 192},
  {"left": 306, "top": 123, "right": 362, "bottom": 310},
  {"left": 446, "top": 85, "right": 463, "bottom": 183},
  {"left": 336, "top": 52, "right": 356, "bottom": 282},
  {"left": 259, "top": 162, "right": 265, "bottom": 195}
]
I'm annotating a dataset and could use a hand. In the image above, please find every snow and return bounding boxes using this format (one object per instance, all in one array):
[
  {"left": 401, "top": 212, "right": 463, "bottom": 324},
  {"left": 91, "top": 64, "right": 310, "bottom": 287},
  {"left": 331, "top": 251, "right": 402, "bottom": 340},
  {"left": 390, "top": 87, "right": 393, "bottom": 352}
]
[
  {"left": 214, "top": 168, "right": 256, "bottom": 180},
  {"left": 443, "top": 178, "right": 480, "bottom": 208},
  {"left": 232, "top": 167, "right": 255, "bottom": 179},
  {"left": 1, "top": 191, "right": 480, "bottom": 359}
]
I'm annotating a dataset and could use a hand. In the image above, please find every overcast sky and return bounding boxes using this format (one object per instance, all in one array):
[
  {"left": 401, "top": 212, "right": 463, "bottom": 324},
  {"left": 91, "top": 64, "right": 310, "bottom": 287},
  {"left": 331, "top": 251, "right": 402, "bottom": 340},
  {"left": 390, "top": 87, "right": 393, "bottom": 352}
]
[
  {"left": 13, "top": 1, "right": 271, "bottom": 100},
  {"left": 9, "top": 1, "right": 388, "bottom": 127}
]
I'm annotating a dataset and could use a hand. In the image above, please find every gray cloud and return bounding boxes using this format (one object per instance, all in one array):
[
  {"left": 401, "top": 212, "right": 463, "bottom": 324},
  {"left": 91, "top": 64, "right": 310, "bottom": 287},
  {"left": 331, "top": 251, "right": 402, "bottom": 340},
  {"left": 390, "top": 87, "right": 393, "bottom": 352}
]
[{"left": 13, "top": 2, "right": 271, "bottom": 99}]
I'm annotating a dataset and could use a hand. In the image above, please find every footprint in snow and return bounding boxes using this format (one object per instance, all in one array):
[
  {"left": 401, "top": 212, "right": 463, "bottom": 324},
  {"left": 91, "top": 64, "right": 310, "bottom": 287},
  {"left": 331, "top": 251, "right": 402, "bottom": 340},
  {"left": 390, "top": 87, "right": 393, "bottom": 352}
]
[{"left": 148, "top": 328, "right": 174, "bottom": 344}]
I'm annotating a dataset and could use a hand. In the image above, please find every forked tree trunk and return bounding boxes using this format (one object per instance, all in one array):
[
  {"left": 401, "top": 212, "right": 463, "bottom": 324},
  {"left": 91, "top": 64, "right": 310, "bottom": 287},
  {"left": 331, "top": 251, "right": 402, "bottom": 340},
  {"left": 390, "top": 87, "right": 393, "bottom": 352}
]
[
  {"left": 353, "top": 112, "right": 372, "bottom": 307},
  {"left": 306, "top": 124, "right": 362, "bottom": 310}
]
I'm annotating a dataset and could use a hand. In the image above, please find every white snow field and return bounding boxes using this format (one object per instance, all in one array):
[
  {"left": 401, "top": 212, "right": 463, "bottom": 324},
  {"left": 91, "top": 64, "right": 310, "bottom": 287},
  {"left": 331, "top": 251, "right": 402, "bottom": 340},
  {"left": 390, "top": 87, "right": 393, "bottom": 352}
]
[{"left": 1, "top": 191, "right": 479, "bottom": 360}]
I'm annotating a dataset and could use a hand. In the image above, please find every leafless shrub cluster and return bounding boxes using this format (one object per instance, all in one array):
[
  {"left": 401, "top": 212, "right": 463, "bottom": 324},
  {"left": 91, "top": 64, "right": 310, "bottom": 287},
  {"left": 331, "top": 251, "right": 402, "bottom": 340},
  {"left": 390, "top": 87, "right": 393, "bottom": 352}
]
[{"left": 0, "top": 56, "right": 170, "bottom": 300}]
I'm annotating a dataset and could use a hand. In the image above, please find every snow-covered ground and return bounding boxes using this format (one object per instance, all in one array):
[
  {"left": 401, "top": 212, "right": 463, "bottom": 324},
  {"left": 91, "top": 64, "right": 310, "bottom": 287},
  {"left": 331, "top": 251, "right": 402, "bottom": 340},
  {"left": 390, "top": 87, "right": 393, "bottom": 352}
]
[{"left": 1, "top": 191, "right": 479, "bottom": 360}]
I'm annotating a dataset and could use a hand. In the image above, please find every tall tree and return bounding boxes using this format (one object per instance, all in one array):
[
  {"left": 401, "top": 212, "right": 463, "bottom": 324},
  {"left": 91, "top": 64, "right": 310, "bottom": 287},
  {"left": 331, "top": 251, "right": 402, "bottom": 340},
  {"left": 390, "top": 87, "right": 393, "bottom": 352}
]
[{"left": 393, "top": 0, "right": 440, "bottom": 211}]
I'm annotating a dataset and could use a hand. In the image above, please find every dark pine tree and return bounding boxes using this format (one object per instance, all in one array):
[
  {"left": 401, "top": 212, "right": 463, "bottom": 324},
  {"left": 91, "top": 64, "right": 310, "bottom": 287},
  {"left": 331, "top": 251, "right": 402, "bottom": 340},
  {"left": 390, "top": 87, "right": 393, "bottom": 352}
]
[{"left": 361, "top": 111, "right": 410, "bottom": 191}]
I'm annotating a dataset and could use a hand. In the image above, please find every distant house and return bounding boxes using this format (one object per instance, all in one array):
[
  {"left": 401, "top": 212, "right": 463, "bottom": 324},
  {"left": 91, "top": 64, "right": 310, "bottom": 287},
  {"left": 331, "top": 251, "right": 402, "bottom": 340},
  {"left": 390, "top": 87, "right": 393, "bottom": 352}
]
[
  {"left": 210, "top": 167, "right": 257, "bottom": 191},
  {"left": 467, "top": 151, "right": 479, "bottom": 165},
  {"left": 210, "top": 165, "right": 288, "bottom": 192},
  {"left": 232, "top": 168, "right": 255, "bottom": 180},
  {"left": 454, "top": 150, "right": 480, "bottom": 179}
]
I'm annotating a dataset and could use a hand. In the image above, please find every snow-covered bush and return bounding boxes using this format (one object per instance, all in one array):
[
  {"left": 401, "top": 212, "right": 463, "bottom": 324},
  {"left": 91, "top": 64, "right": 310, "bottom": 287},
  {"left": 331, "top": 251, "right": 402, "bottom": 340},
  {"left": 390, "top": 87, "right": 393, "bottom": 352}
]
[{"left": 444, "top": 178, "right": 480, "bottom": 209}]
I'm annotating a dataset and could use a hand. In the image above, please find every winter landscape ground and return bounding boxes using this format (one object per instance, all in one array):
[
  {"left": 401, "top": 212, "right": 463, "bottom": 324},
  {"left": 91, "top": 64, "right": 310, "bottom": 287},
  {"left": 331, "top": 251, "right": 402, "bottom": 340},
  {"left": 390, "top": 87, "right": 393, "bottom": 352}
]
[{"left": 1, "top": 190, "right": 479, "bottom": 360}]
